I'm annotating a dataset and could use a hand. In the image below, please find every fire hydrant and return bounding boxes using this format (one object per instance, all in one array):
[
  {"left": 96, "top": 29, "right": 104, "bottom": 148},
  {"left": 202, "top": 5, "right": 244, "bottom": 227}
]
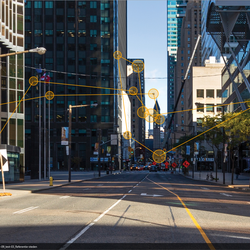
[{"left": 49, "top": 176, "right": 53, "bottom": 186}]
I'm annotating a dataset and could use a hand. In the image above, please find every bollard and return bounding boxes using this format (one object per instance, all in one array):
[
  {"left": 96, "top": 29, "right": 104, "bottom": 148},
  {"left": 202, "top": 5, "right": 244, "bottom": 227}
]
[{"left": 49, "top": 176, "right": 53, "bottom": 186}]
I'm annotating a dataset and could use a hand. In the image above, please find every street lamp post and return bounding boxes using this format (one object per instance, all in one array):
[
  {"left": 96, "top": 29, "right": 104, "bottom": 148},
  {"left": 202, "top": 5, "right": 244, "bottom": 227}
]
[
  {"left": 68, "top": 103, "right": 98, "bottom": 182},
  {"left": 0, "top": 47, "right": 46, "bottom": 58}
]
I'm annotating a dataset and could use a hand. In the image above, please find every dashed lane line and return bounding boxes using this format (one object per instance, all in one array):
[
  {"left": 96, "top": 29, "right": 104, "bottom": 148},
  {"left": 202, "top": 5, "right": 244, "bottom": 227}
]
[
  {"left": 220, "top": 193, "right": 232, "bottom": 197},
  {"left": 13, "top": 206, "right": 39, "bottom": 214},
  {"left": 60, "top": 175, "right": 148, "bottom": 250}
]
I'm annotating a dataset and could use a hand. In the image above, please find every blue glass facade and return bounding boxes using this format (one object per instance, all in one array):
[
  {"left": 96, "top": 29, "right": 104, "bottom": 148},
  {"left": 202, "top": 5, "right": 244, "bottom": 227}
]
[{"left": 201, "top": 0, "right": 220, "bottom": 65}]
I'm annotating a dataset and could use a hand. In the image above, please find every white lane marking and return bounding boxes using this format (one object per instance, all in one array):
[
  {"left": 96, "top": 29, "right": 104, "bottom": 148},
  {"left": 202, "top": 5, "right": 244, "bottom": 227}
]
[
  {"left": 201, "top": 187, "right": 210, "bottom": 190},
  {"left": 141, "top": 193, "right": 163, "bottom": 197},
  {"left": 220, "top": 193, "right": 232, "bottom": 197},
  {"left": 13, "top": 206, "right": 39, "bottom": 214},
  {"left": 128, "top": 190, "right": 132, "bottom": 193},
  {"left": 60, "top": 194, "right": 127, "bottom": 250},
  {"left": 94, "top": 194, "right": 127, "bottom": 222},
  {"left": 60, "top": 196, "right": 70, "bottom": 199},
  {"left": 136, "top": 184, "right": 138, "bottom": 186},
  {"left": 212, "top": 234, "right": 250, "bottom": 240}
]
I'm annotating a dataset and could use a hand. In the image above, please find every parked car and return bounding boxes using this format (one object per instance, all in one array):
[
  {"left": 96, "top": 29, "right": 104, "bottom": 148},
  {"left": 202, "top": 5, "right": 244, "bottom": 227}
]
[{"left": 149, "top": 165, "right": 157, "bottom": 172}]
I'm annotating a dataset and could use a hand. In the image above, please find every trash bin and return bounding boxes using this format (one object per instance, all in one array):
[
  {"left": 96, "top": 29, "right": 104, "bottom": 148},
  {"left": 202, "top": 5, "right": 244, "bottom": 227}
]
[{"left": 106, "top": 170, "right": 109, "bottom": 175}]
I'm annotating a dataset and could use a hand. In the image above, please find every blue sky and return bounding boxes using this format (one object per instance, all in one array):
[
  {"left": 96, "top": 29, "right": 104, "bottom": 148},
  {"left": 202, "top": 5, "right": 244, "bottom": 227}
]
[{"left": 127, "top": 0, "right": 167, "bottom": 123}]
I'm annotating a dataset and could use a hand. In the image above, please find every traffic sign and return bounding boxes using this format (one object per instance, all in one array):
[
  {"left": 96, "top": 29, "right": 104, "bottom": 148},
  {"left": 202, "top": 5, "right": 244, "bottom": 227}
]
[
  {"left": 165, "top": 162, "right": 169, "bottom": 167},
  {"left": 153, "top": 161, "right": 156, "bottom": 165},
  {"left": 183, "top": 160, "right": 190, "bottom": 168},
  {"left": 172, "top": 162, "right": 177, "bottom": 168}
]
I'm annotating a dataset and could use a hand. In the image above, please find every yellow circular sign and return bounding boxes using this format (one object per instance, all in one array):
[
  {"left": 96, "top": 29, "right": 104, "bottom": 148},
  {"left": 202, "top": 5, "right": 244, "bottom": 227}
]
[
  {"left": 29, "top": 76, "right": 38, "bottom": 86},
  {"left": 152, "top": 149, "right": 166, "bottom": 163}
]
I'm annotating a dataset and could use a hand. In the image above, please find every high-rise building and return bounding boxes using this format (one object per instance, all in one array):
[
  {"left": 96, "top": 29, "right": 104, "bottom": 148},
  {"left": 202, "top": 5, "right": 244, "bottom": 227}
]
[
  {"left": 25, "top": 0, "right": 127, "bottom": 177},
  {"left": 126, "top": 59, "right": 145, "bottom": 160},
  {"left": 167, "top": 0, "right": 188, "bottom": 58},
  {"left": 0, "top": 0, "right": 25, "bottom": 182},
  {"left": 201, "top": 0, "right": 220, "bottom": 65},
  {"left": 166, "top": 51, "right": 176, "bottom": 132},
  {"left": 166, "top": 0, "right": 188, "bottom": 145},
  {"left": 173, "top": 0, "right": 201, "bottom": 144}
]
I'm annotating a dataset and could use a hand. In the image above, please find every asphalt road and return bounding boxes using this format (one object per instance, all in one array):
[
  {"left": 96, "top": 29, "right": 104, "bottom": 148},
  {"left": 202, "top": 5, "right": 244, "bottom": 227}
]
[{"left": 0, "top": 171, "right": 250, "bottom": 250}]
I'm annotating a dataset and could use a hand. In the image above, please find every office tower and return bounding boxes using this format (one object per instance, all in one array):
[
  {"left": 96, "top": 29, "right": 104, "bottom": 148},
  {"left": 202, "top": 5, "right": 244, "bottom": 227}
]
[
  {"left": 201, "top": 0, "right": 220, "bottom": 64},
  {"left": 166, "top": 1, "right": 188, "bottom": 144},
  {"left": 167, "top": 0, "right": 188, "bottom": 58},
  {"left": 0, "top": 0, "right": 25, "bottom": 182},
  {"left": 173, "top": 0, "right": 201, "bottom": 143},
  {"left": 25, "top": 1, "right": 127, "bottom": 176},
  {"left": 206, "top": 0, "right": 250, "bottom": 113},
  {"left": 126, "top": 59, "right": 145, "bottom": 160}
]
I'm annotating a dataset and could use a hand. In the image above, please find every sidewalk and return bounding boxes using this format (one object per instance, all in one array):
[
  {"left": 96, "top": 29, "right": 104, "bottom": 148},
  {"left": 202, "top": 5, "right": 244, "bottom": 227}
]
[
  {"left": 178, "top": 169, "right": 250, "bottom": 191},
  {"left": 0, "top": 170, "right": 121, "bottom": 198}
]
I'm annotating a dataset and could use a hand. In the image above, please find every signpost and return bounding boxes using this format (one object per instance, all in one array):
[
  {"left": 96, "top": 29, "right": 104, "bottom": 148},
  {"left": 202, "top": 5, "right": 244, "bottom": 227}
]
[
  {"left": 183, "top": 160, "right": 190, "bottom": 168},
  {"left": 165, "top": 161, "right": 169, "bottom": 169},
  {"left": 172, "top": 162, "right": 177, "bottom": 168},
  {"left": 0, "top": 150, "right": 8, "bottom": 192}
]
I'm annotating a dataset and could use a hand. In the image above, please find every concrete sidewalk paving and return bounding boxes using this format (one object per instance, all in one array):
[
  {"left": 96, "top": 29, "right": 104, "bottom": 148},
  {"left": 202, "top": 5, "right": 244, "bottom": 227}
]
[
  {"left": 0, "top": 170, "right": 121, "bottom": 198},
  {"left": 178, "top": 169, "right": 250, "bottom": 191}
]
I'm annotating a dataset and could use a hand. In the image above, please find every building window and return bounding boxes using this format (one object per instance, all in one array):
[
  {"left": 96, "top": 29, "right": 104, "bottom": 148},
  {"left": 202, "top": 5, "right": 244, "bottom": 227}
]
[
  {"left": 206, "top": 104, "right": 214, "bottom": 112},
  {"left": 90, "top": 30, "right": 97, "bottom": 37},
  {"left": 45, "top": 1, "right": 53, "bottom": 8},
  {"left": 197, "top": 103, "right": 204, "bottom": 112},
  {"left": 217, "top": 107, "right": 222, "bottom": 112},
  {"left": 197, "top": 118, "right": 204, "bottom": 126},
  {"left": 197, "top": 89, "right": 204, "bottom": 98},
  {"left": 206, "top": 89, "right": 214, "bottom": 98},
  {"left": 217, "top": 89, "right": 222, "bottom": 98},
  {"left": 34, "top": 2, "right": 42, "bottom": 8},
  {"left": 90, "top": 1, "right": 97, "bottom": 8},
  {"left": 90, "top": 115, "right": 97, "bottom": 123},
  {"left": 90, "top": 58, "right": 97, "bottom": 65},
  {"left": 90, "top": 44, "right": 97, "bottom": 50},
  {"left": 90, "top": 15, "right": 97, "bottom": 22}
]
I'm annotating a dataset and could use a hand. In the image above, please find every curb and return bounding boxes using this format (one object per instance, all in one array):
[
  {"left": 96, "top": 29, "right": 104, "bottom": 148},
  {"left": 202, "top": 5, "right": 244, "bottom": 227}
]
[
  {"left": 31, "top": 171, "right": 122, "bottom": 193},
  {"left": 178, "top": 172, "right": 250, "bottom": 191}
]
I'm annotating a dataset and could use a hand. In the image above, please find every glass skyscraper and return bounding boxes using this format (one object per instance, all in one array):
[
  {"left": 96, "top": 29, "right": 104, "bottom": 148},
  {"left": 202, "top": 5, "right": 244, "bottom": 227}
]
[
  {"left": 25, "top": 0, "right": 127, "bottom": 177},
  {"left": 201, "top": 0, "right": 220, "bottom": 65}
]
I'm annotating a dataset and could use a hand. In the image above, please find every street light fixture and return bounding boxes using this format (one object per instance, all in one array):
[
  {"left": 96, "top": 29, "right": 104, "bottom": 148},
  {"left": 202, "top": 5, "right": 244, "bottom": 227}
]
[
  {"left": 0, "top": 47, "right": 46, "bottom": 57},
  {"left": 68, "top": 103, "right": 98, "bottom": 182}
]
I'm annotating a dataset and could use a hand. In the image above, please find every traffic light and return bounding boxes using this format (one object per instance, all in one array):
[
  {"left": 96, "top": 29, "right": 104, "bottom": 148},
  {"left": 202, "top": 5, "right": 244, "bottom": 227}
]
[{"left": 130, "top": 149, "right": 134, "bottom": 155}]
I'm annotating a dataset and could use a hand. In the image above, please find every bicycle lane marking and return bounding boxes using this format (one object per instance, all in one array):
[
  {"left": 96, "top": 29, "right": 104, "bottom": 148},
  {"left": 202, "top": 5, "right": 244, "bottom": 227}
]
[{"left": 146, "top": 177, "right": 216, "bottom": 250}]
